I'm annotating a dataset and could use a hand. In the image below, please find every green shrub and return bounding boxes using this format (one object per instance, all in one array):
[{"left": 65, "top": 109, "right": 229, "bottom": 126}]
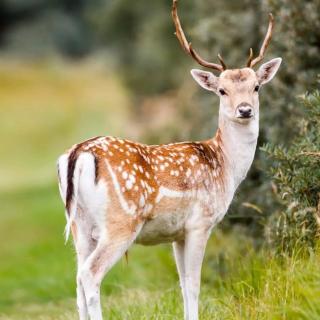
[{"left": 262, "top": 91, "right": 320, "bottom": 255}]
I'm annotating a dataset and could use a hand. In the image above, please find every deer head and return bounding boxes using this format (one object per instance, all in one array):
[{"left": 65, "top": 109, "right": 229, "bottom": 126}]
[{"left": 172, "top": 0, "right": 282, "bottom": 125}]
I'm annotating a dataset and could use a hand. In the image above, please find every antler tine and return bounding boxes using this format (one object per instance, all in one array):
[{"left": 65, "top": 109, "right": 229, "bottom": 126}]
[
  {"left": 249, "top": 13, "right": 274, "bottom": 68},
  {"left": 217, "top": 53, "right": 227, "bottom": 70},
  {"left": 246, "top": 48, "right": 253, "bottom": 67},
  {"left": 172, "top": 0, "right": 226, "bottom": 72}
]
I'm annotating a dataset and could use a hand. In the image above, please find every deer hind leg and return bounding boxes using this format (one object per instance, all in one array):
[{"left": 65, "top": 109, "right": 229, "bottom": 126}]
[
  {"left": 73, "top": 214, "right": 97, "bottom": 320},
  {"left": 79, "top": 215, "right": 143, "bottom": 320}
]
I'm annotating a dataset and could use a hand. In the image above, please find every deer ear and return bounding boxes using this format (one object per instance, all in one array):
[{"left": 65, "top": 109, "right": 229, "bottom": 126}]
[
  {"left": 191, "top": 69, "right": 218, "bottom": 93},
  {"left": 256, "top": 58, "right": 282, "bottom": 85}
]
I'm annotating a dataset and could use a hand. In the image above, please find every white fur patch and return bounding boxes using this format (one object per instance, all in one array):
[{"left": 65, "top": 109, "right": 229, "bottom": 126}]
[
  {"left": 57, "top": 153, "right": 69, "bottom": 205},
  {"left": 105, "top": 159, "right": 136, "bottom": 215},
  {"left": 77, "top": 153, "right": 109, "bottom": 241},
  {"left": 155, "top": 186, "right": 195, "bottom": 203}
]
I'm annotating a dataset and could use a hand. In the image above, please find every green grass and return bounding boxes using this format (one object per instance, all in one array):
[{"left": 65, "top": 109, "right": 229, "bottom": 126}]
[
  {"left": 1, "top": 184, "right": 320, "bottom": 319},
  {"left": 1, "top": 60, "right": 320, "bottom": 319}
]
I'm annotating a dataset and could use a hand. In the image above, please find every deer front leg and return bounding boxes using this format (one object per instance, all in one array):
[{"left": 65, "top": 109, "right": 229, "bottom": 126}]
[
  {"left": 173, "top": 241, "right": 188, "bottom": 319},
  {"left": 183, "top": 228, "right": 210, "bottom": 320}
]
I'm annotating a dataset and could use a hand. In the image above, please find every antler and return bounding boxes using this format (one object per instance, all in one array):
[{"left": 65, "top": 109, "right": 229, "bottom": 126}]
[
  {"left": 172, "top": 0, "right": 226, "bottom": 72},
  {"left": 247, "top": 13, "right": 275, "bottom": 68}
]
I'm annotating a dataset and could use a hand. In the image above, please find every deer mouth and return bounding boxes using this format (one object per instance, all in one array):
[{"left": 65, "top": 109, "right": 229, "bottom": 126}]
[
  {"left": 237, "top": 114, "right": 253, "bottom": 119},
  {"left": 234, "top": 113, "right": 255, "bottom": 124}
]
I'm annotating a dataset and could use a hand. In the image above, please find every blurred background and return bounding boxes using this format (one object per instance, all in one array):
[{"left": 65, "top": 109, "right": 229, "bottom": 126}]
[{"left": 0, "top": 0, "right": 320, "bottom": 319}]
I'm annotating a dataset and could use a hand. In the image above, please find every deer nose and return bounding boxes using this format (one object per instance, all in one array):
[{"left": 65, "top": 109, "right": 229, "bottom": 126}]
[{"left": 237, "top": 103, "right": 253, "bottom": 118}]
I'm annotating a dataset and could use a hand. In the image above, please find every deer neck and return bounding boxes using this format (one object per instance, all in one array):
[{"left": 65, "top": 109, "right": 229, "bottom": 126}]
[{"left": 214, "top": 113, "right": 259, "bottom": 191}]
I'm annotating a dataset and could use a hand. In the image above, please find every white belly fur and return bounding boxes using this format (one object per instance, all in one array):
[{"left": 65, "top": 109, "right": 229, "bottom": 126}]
[
  {"left": 135, "top": 210, "right": 187, "bottom": 245},
  {"left": 135, "top": 189, "right": 194, "bottom": 245}
]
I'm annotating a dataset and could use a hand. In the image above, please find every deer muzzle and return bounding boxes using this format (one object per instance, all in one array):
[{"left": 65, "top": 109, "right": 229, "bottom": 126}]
[{"left": 236, "top": 102, "right": 253, "bottom": 119}]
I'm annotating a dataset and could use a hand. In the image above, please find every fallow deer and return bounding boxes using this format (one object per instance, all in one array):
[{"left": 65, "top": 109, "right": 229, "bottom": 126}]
[{"left": 57, "top": 1, "right": 281, "bottom": 319}]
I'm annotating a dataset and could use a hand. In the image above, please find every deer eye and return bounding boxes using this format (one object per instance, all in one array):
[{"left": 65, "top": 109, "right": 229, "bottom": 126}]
[
  {"left": 254, "top": 85, "right": 260, "bottom": 92},
  {"left": 219, "top": 89, "right": 226, "bottom": 96}
]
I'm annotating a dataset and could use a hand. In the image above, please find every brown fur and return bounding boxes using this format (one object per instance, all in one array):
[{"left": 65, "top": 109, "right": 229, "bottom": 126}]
[
  {"left": 69, "top": 135, "right": 226, "bottom": 222},
  {"left": 223, "top": 68, "right": 252, "bottom": 82},
  {"left": 71, "top": 221, "right": 77, "bottom": 242}
]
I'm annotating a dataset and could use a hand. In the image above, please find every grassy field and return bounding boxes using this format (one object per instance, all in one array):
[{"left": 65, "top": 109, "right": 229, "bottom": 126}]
[
  {"left": 1, "top": 183, "right": 320, "bottom": 319},
  {"left": 1, "top": 61, "right": 320, "bottom": 319}
]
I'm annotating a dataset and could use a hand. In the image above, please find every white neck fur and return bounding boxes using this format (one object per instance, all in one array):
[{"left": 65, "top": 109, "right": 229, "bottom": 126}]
[{"left": 217, "top": 111, "right": 259, "bottom": 191}]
